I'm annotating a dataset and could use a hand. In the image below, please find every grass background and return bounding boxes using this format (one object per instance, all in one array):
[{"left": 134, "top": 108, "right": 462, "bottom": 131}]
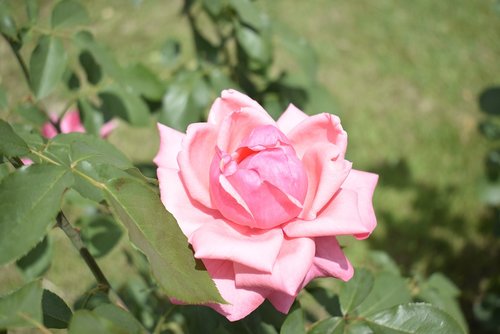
[{"left": 1, "top": 0, "right": 500, "bottom": 332}]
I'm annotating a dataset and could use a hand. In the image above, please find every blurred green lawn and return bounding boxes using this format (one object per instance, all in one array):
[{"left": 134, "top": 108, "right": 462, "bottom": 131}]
[{"left": 1, "top": 0, "right": 499, "bottom": 331}]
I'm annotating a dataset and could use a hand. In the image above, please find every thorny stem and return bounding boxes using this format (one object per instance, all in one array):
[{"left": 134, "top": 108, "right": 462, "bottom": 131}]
[{"left": 57, "top": 212, "right": 111, "bottom": 293}]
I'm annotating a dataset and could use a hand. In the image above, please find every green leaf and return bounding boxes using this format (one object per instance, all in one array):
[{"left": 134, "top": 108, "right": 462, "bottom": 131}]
[
  {"left": 93, "top": 304, "right": 144, "bottom": 334},
  {"left": 202, "top": 0, "right": 223, "bottom": 17},
  {"left": 25, "top": 0, "right": 39, "bottom": 24},
  {"left": 229, "top": 0, "right": 265, "bottom": 30},
  {"left": 14, "top": 103, "right": 48, "bottom": 125},
  {"left": 235, "top": 24, "right": 271, "bottom": 65},
  {"left": 339, "top": 268, "right": 374, "bottom": 315},
  {"left": 0, "top": 281, "right": 43, "bottom": 329},
  {"left": 79, "top": 50, "right": 102, "bottom": 85},
  {"left": 0, "top": 2, "right": 18, "bottom": 41},
  {"left": 160, "top": 38, "right": 181, "bottom": 67},
  {"left": 0, "top": 86, "right": 7, "bottom": 109},
  {"left": 42, "top": 289, "right": 72, "bottom": 329},
  {"left": 78, "top": 98, "right": 104, "bottom": 136},
  {"left": 356, "top": 272, "right": 411, "bottom": 317},
  {"left": 365, "top": 303, "right": 465, "bottom": 334},
  {"left": 104, "top": 177, "right": 225, "bottom": 304},
  {"left": 98, "top": 85, "right": 150, "bottom": 126},
  {"left": 123, "top": 63, "right": 164, "bottom": 101},
  {"left": 16, "top": 236, "right": 53, "bottom": 280},
  {"left": 280, "top": 302, "right": 305, "bottom": 334},
  {"left": 69, "top": 309, "right": 139, "bottom": 334},
  {"left": 29, "top": 35, "right": 68, "bottom": 99},
  {"left": 0, "top": 165, "right": 73, "bottom": 265},
  {"left": 80, "top": 214, "right": 122, "bottom": 258},
  {"left": 0, "top": 163, "right": 10, "bottom": 182},
  {"left": 308, "top": 317, "right": 344, "bottom": 334},
  {"left": 51, "top": 0, "right": 90, "bottom": 28},
  {"left": 0, "top": 119, "right": 30, "bottom": 157}
]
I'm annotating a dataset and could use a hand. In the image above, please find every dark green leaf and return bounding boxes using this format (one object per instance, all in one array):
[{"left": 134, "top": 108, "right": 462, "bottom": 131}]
[
  {"left": 160, "top": 38, "right": 181, "bottom": 67},
  {"left": 365, "top": 303, "right": 465, "bottom": 334},
  {"left": 479, "top": 86, "right": 500, "bottom": 116},
  {"left": 229, "top": 0, "right": 265, "bottom": 30},
  {"left": 0, "top": 119, "right": 30, "bottom": 157},
  {"left": 339, "top": 268, "right": 374, "bottom": 315},
  {"left": 16, "top": 236, "right": 53, "bottom": 280},
  {"left": 51, "top": 0, "right": 90, "bottom": 28},
  {"left": 123, "top": 63, "right": 164, "bottom": 100},
  {"left": 29, "top": 35, "right": 68, "bottom": 99},
  {"left": 79, "top": 50, "right": 102, "bottom": 85},
  {"left": 80, "top": 214, "right": 122, "bottom": 258},
  {"left": 98, "top": 85, "right": 150, "bottom": 126},
  {"left": 104, "top": 177, "right": 225, "bottom": 304},
  {"left": 14, "top": 103, "right": 48, "bottom": 125},
  {"left": 0, "top": 281, "right": 43, "bottom": 329},
  {"left": 235, "top": 24, "right": 271, "bottom": 65},
  {"left": 0, "top": 165, "right": 73, "bottom": 265},
  {"left": 93, "top": 304, "right": 144, "bottom": 334},
  {"left": 0, "top": 2, "right": 17, "bottom": 41},
  {"left": 68, "top": 309, "right": 139, "bottom": 334},
  {"left": 280, "top": 302, "right": 305, "bottom": 334},
  {"left": 66, "top": 70, "right": 81, "bottom": 90},
  {"left": 42, "top": 289, "right": 72, "bottom": 329},
  {"left": 308, "top": 317, "right": 344, "bottom": 334},
  {"left": 356, "top": 272, "right": 411, "bottom": 317}
]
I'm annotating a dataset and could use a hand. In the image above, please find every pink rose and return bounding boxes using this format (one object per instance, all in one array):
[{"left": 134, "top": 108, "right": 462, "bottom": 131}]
[
  {"left": 154, "top": 89, "right": 378, "bottom": 321},
  {"left": 41, "top": 110, "right": 116, "bottom": 139}
]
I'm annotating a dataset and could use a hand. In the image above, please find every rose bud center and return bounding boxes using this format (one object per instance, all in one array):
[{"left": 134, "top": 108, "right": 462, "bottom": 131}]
[{"left": 209, "top": 125, "right": 308, "bottom": 229}]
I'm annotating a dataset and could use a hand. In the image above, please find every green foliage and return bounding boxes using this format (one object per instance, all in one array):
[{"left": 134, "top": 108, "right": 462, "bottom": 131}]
[
  {"left": 104, "top": 177, "right": 225, "bottom": 304},
  {"left": 280, "top": 302, "right": 305, "bottom": 334},
  {"left": 42, "top": 289, "right": 73, "bottom": 329},
  {"left": 0, "top": 281, "right": 43, "bottom": 329},
  {"left": 0, "top": 119, "right": 30, "bottom": 157},
  {"left": 16, "top": 236, "right": 53, "bottom": 280},
  {"left": 51, "top": 0, "right": 90, "bottom": 28}
]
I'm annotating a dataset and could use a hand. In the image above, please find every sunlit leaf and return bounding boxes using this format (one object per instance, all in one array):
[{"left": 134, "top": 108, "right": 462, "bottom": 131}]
[
  {"left": 123, "top": 63, "right": 164, "bottom": 101},
  {"left": 308, "top": 317, "right": 344, "bottom": 334},
  {"left": 229, "top": 0, "right": 265, "bottom": 30},
  {"left": 29, "top": 35, "right": 68, "bottom": 99},
  {"left": 365, "top": 303, "right": 464, "bottom": 334},
  {"left": 280, "top": 302, "right": 305, "bottom": 334},
  {"left": 0, "top": 2, "right": 17, "bottom": 41},
  {"left": 235, "top": 24, "right": 271, "bottom": 65},
  {"left": 0, "top": 119, "right": 30, "bottom": 157},
  {"left": 51, "top": 0, "right": 90, "bottom": 28},
  {"left": 339, "top": 268, "right": 374, "bottom": 315},
  {"left": 0, "top": 281, "right": 43, "bottom": 329},
  {"left": 104, "top": 177, "right": 225, "bottom": 304},
  {"left": 0, "top": 165, "right": 73, "bottom": 265}
]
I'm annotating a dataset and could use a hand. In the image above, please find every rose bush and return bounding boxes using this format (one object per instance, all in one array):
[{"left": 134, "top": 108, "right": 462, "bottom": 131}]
[
  {"left": 41, "top": 110, "right": 116, "bottom": 139},
  {"left": 154, "top": 89, "right": 378, "bottom": 321}
]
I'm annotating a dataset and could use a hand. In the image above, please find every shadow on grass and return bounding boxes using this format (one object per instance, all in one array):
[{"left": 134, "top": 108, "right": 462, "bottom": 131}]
[{"left": 368, "top": 159, "right": 500, "bottom": 333}]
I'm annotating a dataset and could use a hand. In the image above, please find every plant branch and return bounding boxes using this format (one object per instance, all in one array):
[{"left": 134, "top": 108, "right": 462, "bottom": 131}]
[{"left": 56, "top": 212, "right": 111, "bottom": 293}]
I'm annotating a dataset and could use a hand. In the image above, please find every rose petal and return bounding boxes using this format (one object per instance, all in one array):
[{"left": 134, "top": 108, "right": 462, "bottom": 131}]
[
  {"left": 177, "top": 123, "right": 218, "bottom": 209},
  {"left": 157, "top": 167, "right": 223, "bottom": 238},
  {"left": 60, "top": 110, "right": 85, "bottom": 134},
  {"left": 341, "top": 169, "right": 378, "bottom": 239},
  {"left": 287, "top": 113, "right": 347, "bottom": 159},
  {"left": 153, "top": 123, "right": 185, "bottom": 170},
  {"left": 191, "top": 220, "right": 284, "bottom": 272},
  {"left": 284, "top": 188, "right": 370, "bottom": 238},
  {"left": 276, "top": 104, "right": 308, "bottom": 135},
  {"left": 234, "top": 237, "right": 315, "bottom": 296},
  {"left": 100, "top": 119, "right": 118, "bottom": 138},
  {"left": 217, "top": 108, "right": 275, "bottom": 154},
  {"left": 208, "top": 89, "right": 268, "bottom": 127},
  {"left": 41, "top": 122, "right": 58, "bottom": 139},
  {"left": 203, "top": 259, "right": 268, "bottom": 322},
  {"left": 267, "top": 291, "right": 296, "bottom": 314},
  {"left": 299, "top": 143, "right": 352, "bottom": 220}
]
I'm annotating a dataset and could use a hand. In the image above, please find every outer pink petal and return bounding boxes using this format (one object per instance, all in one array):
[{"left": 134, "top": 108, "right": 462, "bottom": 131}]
[
  {"left": 234, "top": 237, "right": 315, "bottom": 296},
  {"left": 154, "top": 123, "right": 185, "bottom": 170},
  {"left": 157, "top": 167, "right": 223, "bottom": 238},
  {"left": 203, "top": 259, "right": 268, "bottom": 322},
  {"left": 177, "top": 123, "right": 218, "bottom": 209},
  {"left": 287, "top": 113, "right": 347, "bottom": 159},
  {"left": 208, "top": 89, "right": 268, "bottom": 127},
  {"left": 302, "top": 236, "right": 353, "bottom": 285},
  {"left": 341, "top": 169, "right": 379, "bottom": 239},
  {"left": 60, "top": 110, "right": 85, "bottom": 134},
  {"left": 217, "top": 108, "right": 275, "bottom": 154},
  {"left": 190, "top": 220, "right": 284, "bottom": 272},
  {"left": 283, "top": 189, "right": 370, "bottom": 238},
  {"left": 267, "top": 291, "right": 296, "bottom": 314},
  {"left": 276, "top": 104, "right": 308, "bottom": 135},
  {"left": 41, "top": 122, "right": 58, "bottom": 138},
  {"left": 299, "top": 143, "right": 352, "bottom": 220}
]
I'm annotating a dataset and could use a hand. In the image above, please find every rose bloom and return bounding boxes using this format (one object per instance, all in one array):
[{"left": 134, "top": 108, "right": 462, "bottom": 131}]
[
  {"left": 41, "top": 109, "right": 116, "bottom": 139},
  {"left": 154, "top": 89, "right": 378, "bottom": 321}
]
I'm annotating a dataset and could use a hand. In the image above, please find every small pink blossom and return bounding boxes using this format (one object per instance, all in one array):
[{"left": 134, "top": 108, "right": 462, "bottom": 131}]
[
  {"left": 41, "top": 110, "right": 116, "bottom": 139},
  {"left": 154, "top": 89, "right": 378, "bottom": 321}
]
